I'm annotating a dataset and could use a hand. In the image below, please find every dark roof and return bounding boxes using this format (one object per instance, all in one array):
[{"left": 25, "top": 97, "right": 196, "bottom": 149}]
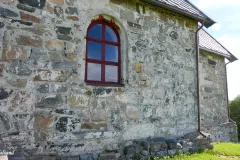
[
  {"left": 141, "top": 0, "right": 215, "bottom": 28},
  {"left": 199, "top": 29, "right": 238, "bottom": 62}
]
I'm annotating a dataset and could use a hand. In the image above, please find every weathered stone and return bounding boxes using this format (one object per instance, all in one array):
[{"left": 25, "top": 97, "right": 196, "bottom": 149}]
[
  {"left": 57, "top": 34, "right": 72, "bottom": 41},
  {"left": 20, "top": 11, "right": 40, "bottom": 23},
  {"left": 7, "top": 79, "right": 27, "bottom": 88},
  {"left": 54, "top": 6, "right": 63, "bottom": 18},
  {"left": 33, "top": 69, "right": 71, "bottom": 82},
  {"left": 0, "top": 88, "right": 13, "bottom": 100},
  {"left": 168, "top": 149, "right": 177, "bottom": 156},
  {"left": 65, "top": 0, "right": 77, "bottom": 6},
  {"left": 11, "top": 19, "right": 33, "bottom": 26},
  {"left": 140, "top": 150, "right": 149, "bottom": 156},
  {"left": 0, "top": 62, "right": 4, "bottom": 77},
  {"left": 56, "top": 26, "right": 71, "bottom": 35},
  {"left": 52, "top": 84, "right": 68, "bottom": 93},
  {"left": 48, "top": 0, "right": 64, "bottom": 5},
  {"left": 55, "top": 109, "right": 74, "bottom": 115},
  {"left": 93, "top": 88, "right": 112, "bottom": 97},
  {"left": 81, "top": 123, "right": 107, "bottom": 130},
  {"left": 156, "top": 151, "right": 167, "bottom": 157},
  {"left": 67, "top": 16, "right": 79, "bottom": 21},
  {"left": 0, "top": 6, "right": 18, "bottom": 18},
  {"left": 34, "top": 114, "right": 54, "bottom": 131},
  {"left": 166, "top": 139, "right": 177, "bottom": 150},
  {"left": 48, "top": 51, "right": 63, "bottom": 61},
  {"left": 69, "top": 94, "right": 88, "bottom": 108},
  {"left": 36, "top": 94, "right": 64, "bottom": 108},
  {"left": 169, "top": 31, "right": 178, "bottom": 40},
  {"left": 17, "top": 3, "right": 35, "bottom": 12},
  {"left": 10, "top": 91, "right": 34, "bottom": 112},
  {"left": 1, "top": 0, "right": 14, "bottom": 5},
  {"left": 9, "top": 61, "right": 32, "bottom": 76},
  {"left": 79, "top": 154, "right": 98, "bottom": 160},
  {"left": 30, "top": 48, "right": 48, "bottom": 61},
  {"left": 65, "top": 7, "right": 78, "bottom": 15},
  {"left": 0, "top": 22, "right": 4, "bottom": 28},
  {"left": 22, "top": 26, "right": 51, "bottom": 36},
  {"left": 18, "top": 0, "right": 46, "bottom": 9},
  {"left": 52, "top": 62, "right": 77, "bottom": 69},
  {"left": 56, "top": 117, "right": 68, "bottom": 132},
  {"left": 126, "top": 106, "right": 140, "bottom": 119},
  {"left": 16, "top": 35, "right": 43, "bottom": 47},
  {"left": 2, "top": 44, "right": 28, "bottom": 60},
  {"left": 99, "top": 153, "right": 120, "bottom": 160},
  {"left": 45, "top": 40, "right": 64, "bottom": 51},
  {"left": 124, "top": 145, "right": 135, "bottom": 155},
  {"left": 36, "top": 84, "right": 49, "bottom": 93}
]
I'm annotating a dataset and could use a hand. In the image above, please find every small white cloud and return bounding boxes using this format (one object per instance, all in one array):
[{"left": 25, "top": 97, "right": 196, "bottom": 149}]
[{"left": 211, "top": 24, "right": 221, "bottom": 31}]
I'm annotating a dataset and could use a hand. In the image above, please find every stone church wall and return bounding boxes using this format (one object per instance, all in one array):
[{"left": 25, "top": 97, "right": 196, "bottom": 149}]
[
  {"left": 199, "top": 50, "right": 238, "bottom": 142},
  {"left": 0, "top": 0, "right": 210, "bottom": 158}
]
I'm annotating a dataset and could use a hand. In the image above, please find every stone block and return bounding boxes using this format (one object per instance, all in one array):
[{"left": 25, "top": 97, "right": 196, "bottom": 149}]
[
  {"left": 156, "top": 151, "right": 167, "bottom": 157},
  {"left": 7, "top": 79, "right": 27, "bottom": 88},
  {"left": 79, "top": 154, "right": 98, "bottom": 160},
  {"left": 67, "top": 16, "right": 79, "bottom": 21},
  {"left": 0, "top": 87, "right": 13, "bottom": 100},
  {"left": 52, "top": 62, "right": 77, "bottom": 69},
  {"left": 166, "top": 139, "right": 177, "bottom": 149},
  {"left": 34, "top": 114, "right": 54, "bottom": 131},
  {"left": 36, "top": 94, "right": 64, "bottom": 108},
  {"left": 57, "top": 34, "right": 72, "bottom": 41},
  {"left": 0, "top": 22, "right": 4, "bottom": 28},
  {"left": 45, "top": 40, "right": 64, "bottom": 51},
  {"left": 55, "top": 109, "right": 74, "bottom": 115},
  {"left": 0, "top": 6, "right": 18, "bottom": 18},
  {"left": 17, "top": 3, "right": 35, "bottom": 12},
  {"left": 16, "top": 35, "right": 43, "bottom": 47},
  {"left": 56, "top": 26, "right": 71, "bottom": 35},
  {"left": 1, "top": 0, "right": 14, "bottom": 5},
  {"left": 20, "top": 11, "right": 40, "bottom": 23},
  {"left": 2, "top": 44, "right": 28, "bottom": 60},
  {"left": 18, "top": 0, "right": 46, "bottom": 9},
  {"left": 36, "top": 83, "right": 50, "bottom": 93},
  {"left": 126, "top": 106, "right": 140, "bottom": 119},
  {"left": 48, "top": 0, "right": 64, "bottom": 5},
  {"left": 99, "top": 153, "right": 120, "bottom": 160},
  {"left": 9, "top": 61, "right": 32, "bottom": 76},
  {"left": 55, "top": 117, "right": 68, "bottom": 132},
  {"left": 81, "top": 122, "right": 107, "bottom": 130},
  {"left": 69, "top": 94, "right": 88, "bottom": 108},
  {"left": 54, "top": 6, "right": 64, "bottom": 18},
  {"left": 124, "top": 145, "right": 135, "bottom": 155},
  {"left": 65, "top": 7, "right": 78, "bottom": 15},
  {"left": 33, "top": 69, "right": 71, "bottom": 82},
  {"left": 10, "top": 91, "right": 34, "bottom": 112}
]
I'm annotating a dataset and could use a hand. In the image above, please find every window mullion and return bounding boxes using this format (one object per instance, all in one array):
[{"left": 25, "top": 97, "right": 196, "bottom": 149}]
[{"left": 102, "top": 23, "right": 106, "bottom": 82}]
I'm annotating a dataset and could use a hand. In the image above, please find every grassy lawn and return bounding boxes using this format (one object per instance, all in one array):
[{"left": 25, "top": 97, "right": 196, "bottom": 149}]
[{"left": 155, "top": 143, "right": 240, "bottom": 160}]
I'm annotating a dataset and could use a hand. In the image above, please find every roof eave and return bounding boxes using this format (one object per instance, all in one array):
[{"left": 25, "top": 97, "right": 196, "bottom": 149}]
[
  {"left": 200, "top": 47, "right": 238, "bottom": 62},
  {"left": 140, "top": 0, "right": 215, "bottom": 28}
]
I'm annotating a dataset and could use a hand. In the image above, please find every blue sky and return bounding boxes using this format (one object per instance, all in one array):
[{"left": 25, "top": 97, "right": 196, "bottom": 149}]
[{"left": 190, "top": 0, "right": 240, "bottom": 100}]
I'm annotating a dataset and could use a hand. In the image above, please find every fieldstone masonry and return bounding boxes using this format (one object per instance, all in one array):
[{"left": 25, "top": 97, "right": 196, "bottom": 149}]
[
  {"left": 199, "top": 50, "right": 238, "bottom": 142},
  {"left": 0, "top": 0, "right": 235, "bottom": 159}
]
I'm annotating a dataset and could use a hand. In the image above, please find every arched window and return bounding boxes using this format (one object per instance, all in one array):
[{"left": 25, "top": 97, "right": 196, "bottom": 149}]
[{"left": 85, "top": 18, "right": 121, "bottom": 86}]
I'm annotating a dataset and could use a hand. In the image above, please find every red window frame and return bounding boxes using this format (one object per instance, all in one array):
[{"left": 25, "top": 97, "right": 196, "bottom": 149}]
[{"left": 85, "top": 19, "right": 121, "bottom": 86}]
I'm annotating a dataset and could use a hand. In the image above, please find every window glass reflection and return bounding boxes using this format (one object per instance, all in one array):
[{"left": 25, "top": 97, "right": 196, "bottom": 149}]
[
  {"left": 88, "top": 24, "right": 102, "bottom": 39},
  {"left": 87, "top": 63, "right": 101, "bottom": 81},
  {"left": 105, "top": 45, "right": 118, "bottom": 62},
  {"left": 88, "top": 41, "right": 102, "bottom": 60},
  {"left": 105, "top": 65, "right": 118, "bottom": 82},
  {"left": 106, "top": 26, "right": 117, "bottom": 42}
]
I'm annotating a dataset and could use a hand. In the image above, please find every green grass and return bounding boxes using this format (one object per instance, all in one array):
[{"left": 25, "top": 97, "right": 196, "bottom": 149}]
[{"left": 155, "top": 143, "right": 240, "bottom": 160}]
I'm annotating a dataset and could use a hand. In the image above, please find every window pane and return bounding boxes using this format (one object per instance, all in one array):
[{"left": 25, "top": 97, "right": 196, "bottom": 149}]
[
  {"left": 105, "top": 26, "right": 117, "bottom": 42},
  {"left": 88, "top": 24, "right": 102, "bottom": 39},
  {"left": 88, "top": 41, "right": 102, "bottom": 60},
  {"left": 87, "top": 63, "right": 101, "bottom": 81},
  {"left": 105, "top": 45, "right": 118, "bottom": 62},
  {"left": 105, "top": 65, "right": 118, "bottom": 82}
]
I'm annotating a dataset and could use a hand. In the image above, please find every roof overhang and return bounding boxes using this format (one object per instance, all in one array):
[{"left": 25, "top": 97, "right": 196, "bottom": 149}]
[
  {"left": 140, "top": 0, "right": 215, "bottom": 28},
  {"left": 200, "top": 47, "right": 238, "bottom": 62}
]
